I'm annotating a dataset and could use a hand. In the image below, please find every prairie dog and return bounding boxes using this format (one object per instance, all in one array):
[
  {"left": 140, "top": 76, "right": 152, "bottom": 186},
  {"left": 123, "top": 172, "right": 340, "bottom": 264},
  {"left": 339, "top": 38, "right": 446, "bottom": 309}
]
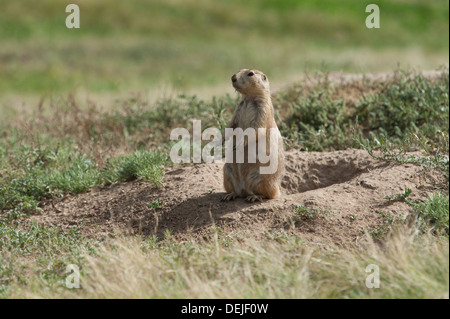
[{"left": 222, "top": 69, "right": 285, "bottom": 202}]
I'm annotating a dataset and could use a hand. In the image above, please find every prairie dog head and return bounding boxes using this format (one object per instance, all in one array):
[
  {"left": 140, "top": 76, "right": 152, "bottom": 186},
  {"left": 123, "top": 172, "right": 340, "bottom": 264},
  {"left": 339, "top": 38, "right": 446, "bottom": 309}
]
[{"left": 231, "top": 69, "right": 270, "bottom": 96}]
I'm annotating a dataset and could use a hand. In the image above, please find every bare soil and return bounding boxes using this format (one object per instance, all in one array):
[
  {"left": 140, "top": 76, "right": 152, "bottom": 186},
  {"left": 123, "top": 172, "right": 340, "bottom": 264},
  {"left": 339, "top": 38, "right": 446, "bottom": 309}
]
[{"left": 31, "top": 148, "right": 434, "bottom": 247}]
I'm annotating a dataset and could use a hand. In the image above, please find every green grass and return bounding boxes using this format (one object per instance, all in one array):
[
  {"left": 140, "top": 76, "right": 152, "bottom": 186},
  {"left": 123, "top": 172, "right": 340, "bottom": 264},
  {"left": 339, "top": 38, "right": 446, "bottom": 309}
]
[
  {"left": 0, "top": 221, "right": 94, "bottom": 298},
  {"left": 293, "top": 205, "right": 331, "bottom": 220},
  {"left": 0, "top": 137, "right": 167, "bottom": 222},
  {"left": 413, "top": 193, "right": 449, "bottom": 236},
  {"left": 148, "top": 200, "right": 164, "bottom": 210},
  {"left": 0, "top": 0, "right": 448, "bottom": 95},
  {"left": 370, "top": 211, "right": 400, "bottom": 239},
  {"left": 102, "top": 150, "right": 168, "bottom": 185},
  {"left": 385, "top": 188, "right": 412, "bottom": 202}
]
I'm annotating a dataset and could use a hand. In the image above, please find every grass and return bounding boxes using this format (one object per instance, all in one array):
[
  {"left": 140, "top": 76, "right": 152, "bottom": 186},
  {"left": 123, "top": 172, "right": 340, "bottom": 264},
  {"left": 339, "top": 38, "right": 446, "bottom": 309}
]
[
  {"left": 6, "top": 226, "right": 449, "bottom": 299},
  {"left": 370, "top": 211, "right": 400, "bottom": 239},
  {"left": 0, "top": 139, "right": 167, "bottom": 221},
  {"left": 102, "top": 150, "right": 167, "bottom": 186},
  {"left": 385, "top": 188, "right": 412, "bottom": 202},
  {"left": 148, "top": 200, "right": 164, "bottom": 210},
  {"left": 413, "top": 193, "right": 449, "bottom": 236},
  {"left": 0, "top": 0, "right": 448, "bottom": 96},
  {"left": 293, "top": 205, "right": 332, "bottom": 220},
  {"left": 0, "top": 221, "right": 94, "bottom": 297}
]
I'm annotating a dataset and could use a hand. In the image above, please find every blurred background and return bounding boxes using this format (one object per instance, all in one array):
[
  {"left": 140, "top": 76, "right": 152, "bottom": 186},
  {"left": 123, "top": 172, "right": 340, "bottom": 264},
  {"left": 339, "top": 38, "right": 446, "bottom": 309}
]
[{"left": 0, "top": 0, "right": 448, "bottom": 104}]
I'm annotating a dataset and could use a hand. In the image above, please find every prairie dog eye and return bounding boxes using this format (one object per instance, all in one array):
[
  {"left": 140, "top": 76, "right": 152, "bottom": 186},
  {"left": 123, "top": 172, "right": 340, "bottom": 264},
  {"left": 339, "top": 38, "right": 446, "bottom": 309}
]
[{"left": 247, "top": 72, "right": 254, "bottom": 77}]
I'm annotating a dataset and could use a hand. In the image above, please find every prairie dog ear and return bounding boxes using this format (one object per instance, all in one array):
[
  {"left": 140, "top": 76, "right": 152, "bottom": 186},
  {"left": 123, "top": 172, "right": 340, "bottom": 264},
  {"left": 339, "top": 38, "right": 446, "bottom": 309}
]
[{"left": 261, "top": 74, "right": 267, "bottom": 81}]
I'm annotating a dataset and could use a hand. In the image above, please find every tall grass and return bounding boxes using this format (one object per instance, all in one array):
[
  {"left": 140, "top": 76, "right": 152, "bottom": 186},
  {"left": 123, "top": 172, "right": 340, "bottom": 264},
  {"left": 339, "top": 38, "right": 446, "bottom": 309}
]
[{"left": 9, "top": 226, "right": 449, "bottom": 299}]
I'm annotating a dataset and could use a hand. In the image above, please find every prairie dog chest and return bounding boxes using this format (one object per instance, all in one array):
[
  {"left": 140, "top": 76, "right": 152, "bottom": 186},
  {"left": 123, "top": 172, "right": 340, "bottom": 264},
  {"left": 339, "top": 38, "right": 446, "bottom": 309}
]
[{"left": 233, "top": 100, "right": 259, "bottom": 130}]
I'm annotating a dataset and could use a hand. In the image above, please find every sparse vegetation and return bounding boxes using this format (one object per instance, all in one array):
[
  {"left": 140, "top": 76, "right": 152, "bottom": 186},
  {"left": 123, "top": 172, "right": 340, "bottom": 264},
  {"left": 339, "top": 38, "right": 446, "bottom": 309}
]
[
  {"left": 413, "top": 193, "right": 449, "bottom": 236},
  {"left": 280, "top": 70, "right": 449, "bottom": 154},
  {"left": 370, "top": 211, "right": 399, "bottom": 239},
  {"left": 148, "top": 200, "right": 164, "bottom": 210},
  {"left": 385, "top": 188, "right": 412, "bottom": 202},
  {"left": 293, "top": 205, "right": 331, "bottom": 220}
]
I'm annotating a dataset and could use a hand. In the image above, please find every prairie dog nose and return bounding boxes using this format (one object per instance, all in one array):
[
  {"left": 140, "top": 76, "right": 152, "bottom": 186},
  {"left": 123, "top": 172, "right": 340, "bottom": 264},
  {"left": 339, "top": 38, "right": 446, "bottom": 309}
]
[{"left": 231, "top": 74, "right": 237, "bottom": 83}]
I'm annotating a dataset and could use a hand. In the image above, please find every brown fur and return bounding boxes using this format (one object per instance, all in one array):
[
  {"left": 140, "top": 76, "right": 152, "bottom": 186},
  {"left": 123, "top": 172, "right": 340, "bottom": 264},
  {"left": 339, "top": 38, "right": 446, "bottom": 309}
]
[{"left": 222, "top": 69, "right": 285, "bottom": 202}]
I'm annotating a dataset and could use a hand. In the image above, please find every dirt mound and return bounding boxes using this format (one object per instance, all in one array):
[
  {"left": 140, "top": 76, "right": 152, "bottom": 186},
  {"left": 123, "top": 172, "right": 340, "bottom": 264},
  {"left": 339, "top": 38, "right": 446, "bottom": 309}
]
[{"left": 32, "top": 148, "right": 432, "bottom": 247}]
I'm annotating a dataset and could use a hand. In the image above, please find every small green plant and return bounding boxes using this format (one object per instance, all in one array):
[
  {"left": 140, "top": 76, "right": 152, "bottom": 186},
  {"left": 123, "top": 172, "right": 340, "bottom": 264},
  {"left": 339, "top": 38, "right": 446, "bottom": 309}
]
[
  {"left": 385, "top": 188, "right": 412, "bottom": 202},
  {"left": 293, "top": 205, "right": 324, "bottom": 220},
  {"left": 164, "top": 229, "right": 173, "bottom": 240},
  {"left": 370, "top": 211, "right": 396, "bottom": 239},
  {"left": 413, "top": 193, "right": 449, "bottom": 236},
  {"left": 148, "top": 200, "right": 164, "bottom": 210},
  {"left": 211, "top": 225, "right": 223, "bottom": 233},
  {"left": 359, "top": 132, "right": 449, "bottom": 188}
]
